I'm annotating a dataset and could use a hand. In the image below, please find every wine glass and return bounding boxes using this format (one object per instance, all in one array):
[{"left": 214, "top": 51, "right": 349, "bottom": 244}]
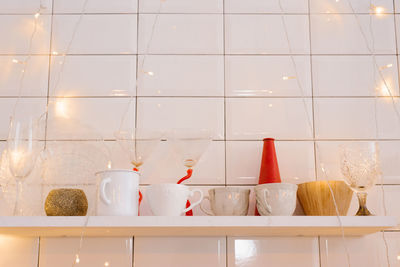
[
  {"left": 7, "top": 116, "right": 41, "bottom": 215},
  {"left": 340, "top": 142, "right": 380, "bottom": 216},
  {"left": 169, "top": 129, "right": 212, "bottom": 215},
  {"left": 114, "top": 128, "right": 162, "bottom": 209}
]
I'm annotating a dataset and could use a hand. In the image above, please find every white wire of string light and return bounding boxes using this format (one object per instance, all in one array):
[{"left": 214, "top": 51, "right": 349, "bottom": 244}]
[
  {"left": 276, "top": 1, "right": 352, "bottom": 266},
  {"left": 118, "top": 1, "right": 165, "bottom": 131}
]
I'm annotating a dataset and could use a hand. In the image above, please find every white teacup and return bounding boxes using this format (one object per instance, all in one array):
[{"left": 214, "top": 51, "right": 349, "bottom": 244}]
[
  {"left": 146, "top": 184, "right": 203, "bottom": 216},
  {"left": 200, "top": 187, "right": 250, "bottom": 216},
  {"left": 255, "top": 183, "right": 298, "bottom": 216},
  {"left": 96, "top": 170, "right": 139, "bottom": 216}
]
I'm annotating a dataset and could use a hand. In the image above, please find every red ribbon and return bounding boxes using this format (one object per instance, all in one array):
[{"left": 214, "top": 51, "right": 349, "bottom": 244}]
[
  {"left": 134, "top": 167, "right": 142, "bottom": 216},
  {"left": 177, "top": 168, "right": 193, "bottom": 216}
]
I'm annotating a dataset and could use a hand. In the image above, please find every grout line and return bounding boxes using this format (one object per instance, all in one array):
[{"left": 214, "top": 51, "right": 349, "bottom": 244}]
[
  {"left": 2, "top": 12, "right": 399, "bottom": 15},
  {"left": 132, "top": 235, "right": 135, "bottom": 267},
  {"left": 3, "top": 53, "right": 400, "bottom": 56},
  {"left": 134, "top": 0, "right": 140, "bottom": 129}
]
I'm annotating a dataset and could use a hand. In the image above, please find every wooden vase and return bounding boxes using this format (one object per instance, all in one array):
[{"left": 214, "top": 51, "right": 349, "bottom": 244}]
[{"left": 297, "top": 180, "right": 353, "bottom": 216}]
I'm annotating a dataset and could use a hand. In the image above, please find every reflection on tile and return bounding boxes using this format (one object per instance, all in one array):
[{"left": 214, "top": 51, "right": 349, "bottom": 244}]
[
  {"left": 311, "top": 14, "right": 396, "bottom": 54},
  {"left": 312, "top": 55, "right": 399, "bottom": 96},
  {"left": 310, "top": 0, "right": 393, "bottom": 13},
  {"left": 137, "top": 97, "right": 224, "bottom": 139},
  {"left": 50, "top": 55, "right": 136, "bottom": 96},
  {"left": 134, "top": 237, "right": 226, "bottom": 267},
  {"left": 40, "top": 237, "right": 133, "bottom": 267},
  {"left": 320, "top": 232, "right": 400, "bottom": 267},
  {"left": 46, "top": 98, "right": 135, "bottom": 140},
  {"left": 54, "top": 0, "right": 137, "bottom": 13},
  {"left": 139, "top": 0, "right": 223, "bottom": 13},
  {"left": 138, "top": 55, "right": 224, "bottom": 96},
  {"left": 226, "top": 98, "right": 313, "bottom": 140},
  {"left": 225, "top": 15, "right": 310, "bottom": 54},
  {"left": 225, "top": 0, "right": 308, "bottom": 13},
  {"left": 138, "top": 14, "right": 223, "bottom": 54},
  {"left": 0, "top": 55, "right": 49, "bottom": 96},
  {"left": 228, "top": 237, "right": 319, "bottom": 267},
  {"left": 52, "top": 15, "right": 137, "bottom": 54},
  {"left": 0, "top": 236, "right": 39, "bottom": 267},
  {"left": 0, "top": 15, "right": 51, "bottom": 54},
  {"left": 226, "top": 141, "right": 315, "bottom": 185},
  {"left": 225, "top": 56, "right": 312, "bottom": 96}
]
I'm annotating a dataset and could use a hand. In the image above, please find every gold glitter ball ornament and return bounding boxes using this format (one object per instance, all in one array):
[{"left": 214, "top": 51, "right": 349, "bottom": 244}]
[{"left": 45, "top": 188, "right": 88, "bottom": 216}]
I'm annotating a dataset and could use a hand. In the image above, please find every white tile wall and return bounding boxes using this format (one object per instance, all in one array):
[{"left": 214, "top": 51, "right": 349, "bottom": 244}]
[
  {"left": 225, "top": 15, "right": 310, "bottom": 54},
  {"left": 1, "top": 0, "right": 400, "bottom": 266}
]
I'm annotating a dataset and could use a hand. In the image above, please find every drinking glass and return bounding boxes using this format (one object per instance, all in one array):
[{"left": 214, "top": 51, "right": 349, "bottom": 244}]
[
  {"left": 340, "top": 142, "right": 380, "bottom": 216},
  {"left": 7, "top": 116, "right": 41, "bottom": 215}
]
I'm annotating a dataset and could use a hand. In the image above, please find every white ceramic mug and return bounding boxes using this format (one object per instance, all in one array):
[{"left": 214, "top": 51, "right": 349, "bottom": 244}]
[
  {"left": 200, "top": 187, "right": 250, "bottom": 216},
  {"left": 255, "top": 183, "right": 298, "bottom": 216},
  {"left": 96, "top": 170, "right": 139, "bottom": 216},
  {"left": 146, "top": 184, "right": 203, "bottom": 216}
]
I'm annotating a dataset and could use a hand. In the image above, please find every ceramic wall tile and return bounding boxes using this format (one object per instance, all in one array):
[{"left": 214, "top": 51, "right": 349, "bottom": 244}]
[
  {"left": 227, "top": 237, "right": 320, "bottom": 267},
  {"left": 52, "top": 15, "right": 137, "bottom": 54},
  {"left": 49, "top": 55, "right": 136, "bottom": 97},
  {"left": 225, "top": 0, "right": 308, "bottom": 13},
  {"left": 376, "top": 97, "right": 400, "bottom": 139},
  {"left": 137, "top": 55, "right": 224, "bottom": 96},
  {"left": 0, "top": 15, "right": 51, "bottom": 54},
  {"left": 53, "top": 0, "right": 137, "bottom": 13},
  {"left": 225, "top": 15, "right": 310, "bottom": 54},
  {"left": 312, "top": 55, "right": 399, "bottom": 96},
  {"left": 0, "top": 98, "right": 47, "bottom": 139},
  {"left": 226, "top": 98, "right": 313, "bottom": 140},
  {"left": 311, "top": 14, "right": 396, "bottom": 54},
  {"left": 316, "top": 141, "right": 400, "bottom": 184},
  {"left": 137, "top": 97, "right": 224, "bottom": 139},
  {"left": 139, "top": 0, "right": 223, "bottom": 13},
  {"left": 138, "top": 14, "right": 223, "bottom": 54},
  {"left": 225, "top": 55, "right": 312, "bottom": 97},
  {"left": 0, "top": 0, "right": 52, "bottom": 14},
  {"left": 320, "top": 232, "right": 400, "bottom": 267},
  {"left": 226, "top": 141, "right": 316, "bottom": 185},
  {"left": 134, "top": 237, "right": 226, "bottom": 267},
  {"left": 0, "top": 55, "right": 49, "bottom": 96},
  {"left": 0, "top": 236, "right": 39, "bottom": 267},
  {"left": 46, "top": 98, "right": 135, "bottom": 140},
  {"left": 314, "top": 98, "right": 377, "bottom": 140},
  {"left": 39, "top": 237, "right": 133, "bottom": 267},
  {"left": 310, "top": 0, "right": 393, "bottom": 13}
]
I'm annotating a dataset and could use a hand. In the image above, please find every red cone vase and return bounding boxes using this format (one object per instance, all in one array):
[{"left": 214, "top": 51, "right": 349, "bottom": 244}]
[{"left": 255, "top": 138, "right": 281, "bottom": 215}]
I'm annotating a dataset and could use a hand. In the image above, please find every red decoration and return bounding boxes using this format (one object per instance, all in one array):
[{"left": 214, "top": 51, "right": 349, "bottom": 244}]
[
  {"left": 255, "top": 138, "right": 281, "bottom": 215},
  {"left": 177, "top": 168, "right": 193, "bottom": 216}
]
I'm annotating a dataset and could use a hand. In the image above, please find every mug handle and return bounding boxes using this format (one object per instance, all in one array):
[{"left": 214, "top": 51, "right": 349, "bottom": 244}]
[
  {"left": 100, "top": 177, "right": 112, "bottom": 205},
  {"left": 183, "top": 189, "right": 204, "bottom": 213},
  {"left": 263, "top": 189, "right": 272, "bottom": 214},
  {"left": 199, "top": 196, "right": 214, "bottom": 216}
]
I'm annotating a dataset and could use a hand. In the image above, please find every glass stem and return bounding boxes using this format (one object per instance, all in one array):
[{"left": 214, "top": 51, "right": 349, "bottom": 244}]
[
  {"left": 13, "top": 180, "right": 23, "bottom": 216},
  {"left": 356, "top": 192, "right": 372, "bottom": 216}
]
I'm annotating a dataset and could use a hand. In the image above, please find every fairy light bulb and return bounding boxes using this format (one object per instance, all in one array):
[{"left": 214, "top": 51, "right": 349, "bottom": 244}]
[
  {"left": 75, "top": 254, "right": 80, "bottom": 264},
  {"left": 104, "top": 262, "right": 110, "bottom": 267},
  {"left": 34, "top": 12, "right": 40, "bottom": 19},
  {"left": 146, "top": 71, "right": 154, "bottom": 76},
  {"left": 107, "top": 161, "right": 112, "bottom": 169},
  {"left": 379, "top": 63, "right": 393, "bottom": 70},
  {"left": 282, "top": 76, "right": 296, "bottom": 80},
  {"left": 55, "top": 99, "right": 69, "bottom": 118}
]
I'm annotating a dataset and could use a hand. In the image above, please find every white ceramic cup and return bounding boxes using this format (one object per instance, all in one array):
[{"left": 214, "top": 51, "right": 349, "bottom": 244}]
[
  {"left": 96, "top": 170, "right": 139, "bottom": 216},
  {"left": 200, "top": 187, "right": 250, "bottom": 216},
  {"left": 146, "top": 183, "right": 203, "bottom": 216},
  {"left": 255, "top": 183, "right": 298, "bottom": 216}
]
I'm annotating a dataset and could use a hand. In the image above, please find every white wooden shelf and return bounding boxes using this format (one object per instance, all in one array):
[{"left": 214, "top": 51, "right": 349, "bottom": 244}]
[{"left": 0, "top": 216, "right": 396, "bottom": 237}]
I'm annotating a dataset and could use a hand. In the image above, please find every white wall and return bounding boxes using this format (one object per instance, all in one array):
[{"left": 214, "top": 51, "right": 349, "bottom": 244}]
[{"left": 0, "top": 0, "right": 400, "bottom": 266}]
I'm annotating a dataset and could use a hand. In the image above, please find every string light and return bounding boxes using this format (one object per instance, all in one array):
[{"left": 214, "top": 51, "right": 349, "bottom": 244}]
[
  {"left": 146, "top": 71, "right": 154, "bottom": 76},
  {"left": 371, "top": 5, "right": 384, "bottom": 15},
  {"left": 282, "top": 76, "right": 296, "bottom": 80},
  {"left": 75, "top": 254, "right": 80, "bottom": 264},
  {"left": 34, "top": 12, "right": 40, "bottom": 19},
  {"left": 379, "top": 63, "right": 393, "bottom": 70},
  {"left": 104, "top": 262, "right": 110, "bottom": 267}
]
